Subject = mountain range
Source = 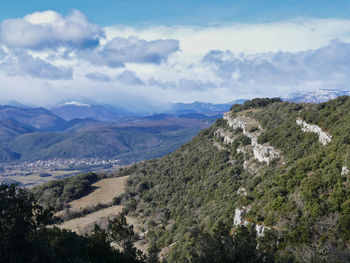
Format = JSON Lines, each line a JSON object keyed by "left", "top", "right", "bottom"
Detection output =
{"left": 49, "top": 101, "right": 131, "bottom": 122}
{"left": 1, "top": 89, "right": 350, "bottom": 164}
{"left": 282, "top": 89, "right": 350, "bottom": 103}
{"left": 0, "top": 100, "right": 230, "bottom": 163}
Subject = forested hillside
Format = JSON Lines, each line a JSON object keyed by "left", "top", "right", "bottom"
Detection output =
{"left": 116, "top": 97, "right": 350, "bottom": 262}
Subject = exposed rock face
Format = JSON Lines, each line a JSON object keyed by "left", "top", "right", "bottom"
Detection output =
{"left": 234, "top": 208, "right": 245, "bottom": 226}
{"left": 255, "top": 224, "right": 266, "bottom": 237}
{"left": 252, "top": 143, "right": 280, "bottom": 164}
{"left": 296, "top": 118, "right": 332, "bottom": 145}
{"left": 237, "top": 187, "right": 247, "bottom": 196}
{"left": 223, "top": 113, "right": 280, "bottom": 164}
{"left": 223, "top": 114, "right": 249, "bottom": 133}
{"left": 342, "top": 165, "right": 349, "bottom": 176}
{"left": 233, "top": 207, "right": 268, "bottom": 237}
{"left": 214, "top": 128, "right": 235, "bottom": 144}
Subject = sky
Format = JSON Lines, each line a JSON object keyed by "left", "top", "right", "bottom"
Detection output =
{"left": 0, "top": 1, "right": 350, "bottom": 110}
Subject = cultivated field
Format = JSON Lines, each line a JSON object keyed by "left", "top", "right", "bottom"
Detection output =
{"left": 68, "top": 176, "right": 129, "bottom": 211}
{"left": 57, "top": 205, "right": 124, "bottom": 234}
{"left": 56, "top": 175, "right": 148, "bottom": 252}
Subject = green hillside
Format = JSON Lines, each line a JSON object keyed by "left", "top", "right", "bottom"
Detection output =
{"left": 7, "top": 126, "right": 201, "bottom": 163}
{"left": 115, "top": 97, "right": 350, "bottom": 262}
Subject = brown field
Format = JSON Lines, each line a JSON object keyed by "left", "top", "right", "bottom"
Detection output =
{"left": 56, "top": 176, "right": 129, "bottom": 233}
{"left": 68, "top": 176, "right": 129, "bottom": 211}
{"left": 5, "top": 170, "right": 83, "bottom": 188}
{"left": 57, "top": 205, "right": 124, "bottom": 234}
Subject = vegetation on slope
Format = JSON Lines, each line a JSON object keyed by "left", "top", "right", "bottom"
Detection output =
{"left": 31, "top": 172, "right": 104, "bottom": 211}
{"left": 116, "top": 97, "right": 350, "bottom": 262}
{"left": 0, "top": 124, "right": 203, "bottom": 163}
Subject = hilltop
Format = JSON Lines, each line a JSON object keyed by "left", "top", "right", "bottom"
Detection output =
{"left": 111, "top": 97, "right": 350, "bottom": 262}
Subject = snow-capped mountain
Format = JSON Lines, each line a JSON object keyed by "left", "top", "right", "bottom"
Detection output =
{"left": 50, "top": 101, "right": 130, "bottom": 122}
{"left": 57, "top": 101, "right": 91, "bottom": 107}
{"left": 167, "top": 99, "right": 245, "bottom": 115}
{"left": 282, "top": 89, "right": 350, "bottom": 103}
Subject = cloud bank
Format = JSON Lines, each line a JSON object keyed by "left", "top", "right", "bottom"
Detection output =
{"left": 0, "top": 10, "right": 350, "bottom": 108}
{"left": 78, "top": 36, "right": 179, "bottom": 67}
{"left": 0, "top": 10, "right": 103, "bottom": 50}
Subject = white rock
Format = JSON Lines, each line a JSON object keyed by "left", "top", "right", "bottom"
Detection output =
{"left": 214, "top": 128, "right": 235, "bottom": 144}
{"left": 296, "top": 118, "right": 332, "bottom": 145}
{"left": 224, "top": 113, "right": 280, "bottom": 164}
{"left": 234, "top": 208, "right": 245, "bottom": 226}
{"left": 255, "top": 224, "right": 265, "bottom": 237}
{"left": 252, "top": 143, "right": 280, "bottom": 164}
{"left": 237, "top": 187, "right": 247, "bottom": 196}
{"left": 342, "top": 165, "right": 349, "bottom": 175}
{"left": 233, "top": 207, "right": 269, "bottom": 237}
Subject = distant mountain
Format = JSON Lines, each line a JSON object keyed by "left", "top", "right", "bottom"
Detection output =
{"left": 6, "top": 118, "right": 210, "bottom": 163}
{"left": 0, "top": 147, "right": 21, "bottom": 162}
{"left": 5, "top": 100, "right": 32, "bottom": 108}
{"left": 0, "top": 101, "right": 223, "bottom": 163}
{"left": 177, "top": 113, "right": 209, "bottom": 119}
{"left": 283, "top": 89, "right": 350, "bottom": 103}
{"left": 50, "top": 101, "right": 130, "bottom": 122}
{"left": 177, "top": 112, "right": 222, "bottom": 120}
{"left": 144, "top": 114, "right": 174, "bottom": 121}
{"left": 63, "top": 118, "right": 100, "bottom": 131}
{"left": 0, "top": 105, "right": 66, "bottom": 131}
{"left": 168, "top": 101, "right": 232, "bottom": 115}
{"left": 0, "top": 119, "right": 35, "bottom": 138}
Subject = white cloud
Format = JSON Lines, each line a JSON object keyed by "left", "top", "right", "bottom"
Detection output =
{"left": 85, "top": 72, "right": 111, "bottom": 82}
{"left": 116, "top": 70, "right": 143, "bottom": 85}
{"left": 0, "top": 10, "right": 103, "bottom": 50}
{"left": 78, "top": 36, "right": 179, "bottom": 67}
{"left": 105, "top": 18, "right": 350, "bottom": 61}
{"left": 0, "top": 50, "right": 72, "bottom": 80}
{"left": 1, "top": 10, "right": 350, "bottom": 108}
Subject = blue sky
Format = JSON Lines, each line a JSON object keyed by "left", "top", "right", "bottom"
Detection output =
{"left": 0, "top": 1, "right": 350, "bottom": 109}
{"left": 1, "top": 0, "right": 350, "bottom": 26}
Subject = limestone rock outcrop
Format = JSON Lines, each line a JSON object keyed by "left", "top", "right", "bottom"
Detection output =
{"left": 296, "top": 118, "right": 332, "bottom": 145}
{"left": 223, "top": 113, "right": 280, "bottom": 164}
{"left": 233, "top": 207, "right": 268, "bottom": 237}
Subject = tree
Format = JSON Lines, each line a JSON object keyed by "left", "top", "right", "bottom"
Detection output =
{"left": 0, "top": 184, "right": 52, "bottom": 262}
{"left": 0, "top": 184, "right": 147, "bottom": 263}
{"left": 107, "top": 213, "right": 145, "bottom": 262}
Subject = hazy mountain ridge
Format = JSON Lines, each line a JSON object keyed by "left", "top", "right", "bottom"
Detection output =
{"left": 0, "top": 119, "right": 36, "bottom": 138}
{"left": 2, "top": 92, "right": 350, "bottom": 165}
{"left": 0, "top": 105, "right": 66, "bottom": 131}
{"left": 0, "top": 101, "right": 228, "bottom": 164}
{"left": 50, "top": 101, "right": 132, "bottom": 122}
{"left": 0, "top": 115, "right": 212, "bottom": 164}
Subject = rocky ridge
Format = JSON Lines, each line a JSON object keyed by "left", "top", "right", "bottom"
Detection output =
{"left": 296, "top": 118, "right": 332, "bottom": 145}
{"left": 220, "top": 112, "right": 281, "bottom": 164}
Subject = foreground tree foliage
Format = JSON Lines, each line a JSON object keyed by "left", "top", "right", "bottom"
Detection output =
{"left": 0, "top": 184, "right": 145, "bottom": 263}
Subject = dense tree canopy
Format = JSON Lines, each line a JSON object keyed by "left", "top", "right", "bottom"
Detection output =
{"left": 0, "top": 183, "right": 145, "bottom": 263}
